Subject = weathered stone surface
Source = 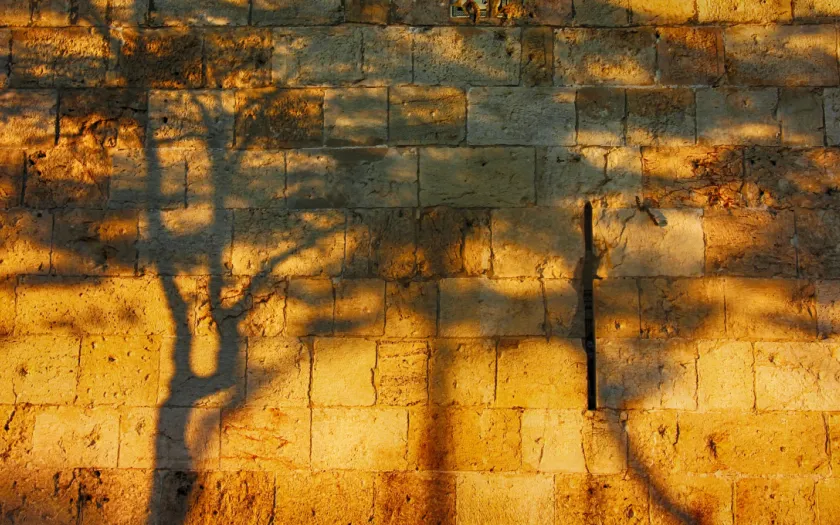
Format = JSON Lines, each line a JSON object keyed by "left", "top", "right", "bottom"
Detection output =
{"left": 555, "top": 474, "right": 648, "bottom": 525}
{"left": 0, "top": 150, "right": 22, "bottom": 208}
{"left": 796, "top": 209, "right": 840, "bottom": 278}
{"left": 657, "top": 27, "right": 724, "bottom": 85}
{"left": 311, "top": 408, "right": 408, "bottom": 470}
{"left": 418, "top": 207, "right": 490, "bottom": 277}
{"left": 0, "top": 210, "right": 52, "bottom": 277}
{"left": 725, "top": 25, "right": 838, "bottom": 86}
{"left": 324, "top": 87, "right": 387, "bottom": 146}
{"left": 626, "top": 88, "right": 695, "bottom": 146}
{"left": 252, "top": 0, "right": 343, "bottom": 25}
{"left": 832, "top": 413, "right": 840, "bottom": 472}
{"left": 390, "top": 86, "right": 466, "bottom": 145}
{"left": 149, "top": 0, "right": 249, "bottom": 25}
{"left": 429, "top": 339, "right": 495, "bottom": 406}
{"left": 574, "top": 0, "right": 629, "bottom": 25}
{"left": 697, "top": 0, "right": 792, "bottom": 22}
{"left": 521, "top": 27, "right": 553, "bottom": 87}
{"left": 0, "top": 90, "right": 57, "bottom": 147}
{"left": 744, "top": 147, "right": 840, "bottom": 209}
{"left": 334, "top": 279, "right": 386, "bottom": 336}
{"left": 639, "top": 278, "right": 726, "bottom": 339}
{"left": 119, "top": 407, "right": 221, "bottom": 469}
{"left": 77, "top": 335, "right": 160, "bottom": 406}
{"left": 193, "top": 275, "right": 287, "bottom": 337}
{"left": 0, "top": 0, "right": 31, "bottom": 25}
{"left": 492, "top": 207, "right": 582, "bottom": 278}
{"left": 359, "top": 26, "right": 414, "bottom": 85}
{"left": 286, "top": 278, "right": 334, "bottom": 336}
{"left": 204, "top": 28, "right": 272, "bottom": 88}
{"left": 594, "top": 208, "right": 705, "bottom": 277}
{"left": 390, "top": 0, "right": 448, "bottom": 24}
{"left": 375, "top": 341, "right": 428, "bottom": 405}
{"left": 497, "top": 338, "right": 586, "bottom": 409}
{"left": 642, "top": 146, "right": 745, "bottom": 208}
{"left": 0, "top": 336, "right": 78, "bottom": 404}
{"left": 817, "top": 280, "right": 840, "bottom": 338}
{"left": 287, "top": 148, "right": 417, "bottom": 208}
{"left": 521, "top": 410, "right": 585, "bottom": 472}
{"left": 439, "top": 278, "right": 545, "bottom": 337}
{"left": 468, "top": 87, "right": 575, "bottom": 145}
{"left": 25, "top": 144, "right": 110, "bottom": 207}
{"left": 796, "top": 0, "right": 840, "bottom": 18}
{"left": 0, "top": 469, "right": 79, "bottom": 524}
{"left": 149, "top": 90, "right": 234, "bottom": 149}
{"left": 156, "top": 470, "right": 274, "bottom": 523}
{"left": 231, "top": 210, "right": 345, "bottom": 277}
{"left": 735, "top": 478, "right": 817, "bottom": 525}
{"left": 594, "top": 278, "right": 640, "bottom": 338}
{"left": 624, "top": 410, "right": 679, "bottom": 477}
{"left": 697, "top": 340, "right": 754, "bottom": 410}
{"left": 779, "top": 88, "right": 824, "bottom": 146}
{"left": 32, "top": 406, "right": 119, "bottom": 468}
{"left": 52, "top": 209, "right": 137, "bottom": 276}
{"left": 246, "top": 337, "right": 310, "bottom": 407}
{"left": 11, "top": 28, "right": 109, "bottom": 88}
{"left": 538, "top": 147, "right": 640, "bottom": 208}
{"left": 275, "top": 471, "right": 374, "bottom": 524}
{"left": 630, "top": 0, "right": 695, "bottom": 24}
{"left": 138, "top": 207, "right": 232, "bottom": 276}
{"left": 375, "top": 472, "right": 455, "bottom": 525}
{"left": 543, "top": 279, "right": 582, "bottom": 337}
{"left": 108, "top": 148, "right": 187, "bottom": 209}
{"left": 419, "top": 147, "right": 535, "bottom": 207}
{"left": 186, "top": 149, "right": 286, "bottom": 209}
{"left": 234, "top": 88, "right": 324, "bottom": 149}
{"left": 697, "top": 88, "right": 780, "bottom": 145}
{"left": 458, "top": 474, "right": 553, "bottom": 525}
{"left": 754, "top": 341, "right": 840, "bottom": 410}
{"left": 650, "top": 474, "right": 733, "bottom": 525}
{"left": 581, "top": 411, "right": 628, "bottom": 475}
{"left": 109, "top": 29, "right": 204, "bottom": 88}
{"left": 724, "top": 278, "right": 816, "bottom": 340}
{"left": 59, "top": 89, "right": 147, "bottom": 149}
{"left": 220, "top": 407, "right": 309, "bottom": 470}
{"left": 78, "top": 469, "right": 154, "bottom": 525}
{"left": 346, "top": 0, "right": 390, "bottom": 23}
{"left": 385, "top": 281, "right": 437, "bottom": 338}
{"left": 555, "top": 29, "right": 656, "bottom": 85}
{"left": 576, "top": 88, "right": 625, "bottom": 146}
{"left": 345, "top": 208, "right": 416, "bottom": 280}
{"left": 414, "top": 27, "right": 521, "bottom": 85}
{"left": 312, "top": 337, "right": 377, "bottom": 406}
{"left": 0, "top": 278, "right": 14, "bottom": 335}
{"left": 704, "top": 208, "right": 796, "bottom": 277}
{"left": 820, "top": 479, "right": 840, "bottom": 525}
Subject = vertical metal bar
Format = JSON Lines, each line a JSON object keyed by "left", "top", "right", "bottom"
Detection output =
{"left": 583, "top": 202, "right": 597, "bottom": 410}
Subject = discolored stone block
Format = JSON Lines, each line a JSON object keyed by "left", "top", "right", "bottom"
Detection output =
{"left": 418, "top": 207, "right": 491, "bottom": 277}
{"left": 538, "top": 146, "right": 640, "bottom": 208}
{"left": 390, "top": 0, "right": 449, "bottom": 24}
{"left": 439, "top": 278, "right": 545, "bottom": 337}
{"left": 273, "top": 26, "right": 363, "bottom": 85}
{"left": 0, "top": 469, "right": 79, "bottom": 524}
{"left": 0, "top": 90, "right": 57, "bottom": 147}
{"left": 109, "top": 29, "right": 204, "bottom": 88}
{"left": 573, "top": 0, "right": 629, "bottom": 25}
{"left": 468, "top": 87, "right": 575, "bottom": 146}
{"left": 544, "top": 279, "right": 583, "bottom": 337}
{"left": 650, "top": 474, "right": 733, "bottom": 525}
{"left": 554, "top": 28, "right": 656, "bottom": 85}
{"left": 346, "top": 0, "right": 390, "bottom": 23}
{"left": 626, "top": 88, "right": 695, "bottom": 146}
{"left": 0, "top": 210, "right": 52, "bottom": 277}
{"left": 521, "top": 27, "right": 553, "bottom": 87}
{"left": 345, "top": 209, "right": 416, "bottom": 280}
{"left": 311, "top": 407, "right": 408, "bottom": 470}
{"left": 32, "top": 406, "right": 119, "bottom": 468}
{"left": 334, "top": 278, "right": 386, "bottom": 336}
{"left": 220, "top": 407, "right": 309, "bottom": 470}
{"left": 817, "top": 280, "right": 840, "bottom": 338}
{"left": 119, "top": 407, "right": 221, "bottom": 469}
{"left": 78, "top": 469, "right": 154, "bottom": 525}
{"left": 11, "top": 28, "right": 109, "bottom": 88}
{"left": 0, "top": 150, "right": 22, "bottom": 208}
{"left": 186, "top": 149, "right": 286, "bottom": 209}
{"left": 704, "top": 208, "right": 796, "bottom": 277}
{"left": 697, "top": 0, "right": 792, "bottom": 22}
{"left": 497, "top": 338, "right": 587, "bottom": 409}
{"left": 414, "top": 27, "right": 521, "bottom": 85}
{"left": 697, "top": 340, "right": 754, "bottom": 410}
{"left": 385, "top": 281, "right": 437, "bottom": 338}
{"left": 52, "top": 209, "right": 138, "bottom": 276}
{"left": 735, "top": 478, "right": 817, "bottom": 525}
{"left": 492, "top": 207, "right": 582, "bottom": 278}
{"left": 0, "top": 336, "right": 79, "bottom": 404}
{"left": 375, "top": 341, "right": 428, "bottom": 406}
{"left": 0, "top": 0, "right": 31, "bottom": 25}
{"left": 194, "top": 275, "right": 287, "bottom": 337}
{"left": 521, "top": 410, "right": 586, "bottom": 472}
{"left": 204, "top": 28, "right": 272, "bottom": 88}
{"left": 148, "top": 90, "right": 234, "bottom": 149}
{"left": 779, "top": 88, "right": 824, "bottom": 146}
{"left": 390, "top": 86, "right": 466, "bottom": 145}
{"left": 252, "top": 0, "right": 343, "bottom": 25}
{"left": 639, "top": 278, "right": 726, "bottom": 339}
{"left": 77, "top": 335, "right": 160, "bottom": 406}
{"left": 458, "top": 474, "right": 554, "bottom": 525}
{"left": 149, "top": 0, "right": 249, "bottom": 26}
{"left": 657, "top": 27, "right": 724, "bottom": 85}
{"left": 555, "top": 474, "right": 648, "bottom": 525}
{"left": 796, "top": 209, "right": 840, "bottom": 278}
{"left": 724, "top": 278, "right": 816, "bottom": 341}
{"left": 25, "top": 144, "right": 111, "bottom": 208}
{"left": 744, "top": 147, "right": 840, "bottom": 209}
{"left": 59, "top": 89, "right": 147, "bottom": 149}
{"left": 234, "top": 88, "right": 324, "bottom": 148}
{"left": 796, "top": 0, "right": 840, "bottom": 19}
{"left": 108, "top": 148, "right": 187, "bottom": 209}
{"left": 429, "top": 339, "right": 496, "bottom": 406}
{"left": 246, "top": 337, "right": 310, "bottom": 407}
{"left": 697, "top": 88, "right": 780, "bottom": 145}
{"left": 374, "top": 472, "right": 455, "bottom": 525}
{"left": 156, "top": 471, "right": 274, "bottom": 524}
{"left": 324, "top": 87, "right": 387, "bottom": 146}
{"left": 576, "top": 87, "right": 625, "bottom": 146}
{"left": 755, "top": 341, "right": 840, "bottom": 410}
{"left": 594, "top": 278, "right": 640, "bottom": 338}
{"left": 312, "top": 337, "right": 377, "bottom": 406}
{"left": 275, "top": 471, "right": 374, "bottom": 524}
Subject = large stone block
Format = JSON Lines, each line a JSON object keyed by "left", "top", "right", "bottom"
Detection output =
{"left": 77, "top": 335, "right": 160, "bottom": 406}
{"left": 573, "top": 0, "right": 629, "bottom": 25}
{"left": 554, "top": 29, "right": 656, "bottom": 85}
{"left": 419, "top": 147, "right": 535, "bottom": 207}
{"left": 77, "top": 469, "right": 155, "bottom": 525}
{"left": 376, "top": 341, "right": 428, "bottom": 406}
{"left": 52, "top": 209, "right": 137, "bottom": 276}
{"left": 25, "top": 144, "right": 110, "bottom": 208}
{"left": 109, "top": 29, "right": 204, "bottom": 88}
{"left": 246, "top": 337, "right": 310, "bottom": 407}
{"left": 544, "top": 279, "right": 583, "bottom": 337}
{"left": 252, "top": 0, "right": 343, "bottom": 25}
{"left": 576, "top": 87, "right": 625, "bottom": 146}
{"left": 11, "top": 28, "right": 109, "bottom": 87}
{"left": 538, "top": 147, "right": 641, "bottom": 208}
{"left": 148, "top": 90, "right": 234, "bottom": 149}
{"left": 755, "top": 341, "right": 840, "bottom": 410}
{"left": 497, "top": 338, "right": 587, "bottom": 409}
{"left": 657, "top": 27, "right": 724, "bottom": 85}
{"left": 149, "top": 0, "right": 249, "bottom": 25}
{"left": 641, "top": 146, "right": 745, "bottom": 208}
{"left": 639, "top": 278, "right": 726, "bottom": 339}
{"left": 234, "top": 88, "right": 324, "bottom": 149}
{"left": 724, "top": 278, "right": 816, "bottom": 340}
{"left": 186, "top": 149, "right": 286, "bottom": 209}
{"left": 32, "top": 406, "right": 119, "bottom": 468}
{"left": 324, "top": 87, "right": 387, "bottom": 146}
{"left": 118, "top": 407, "right": 221, "bottom": 469}
{"left": 458, "top": 474, "right": 554, "bottom": 525}
{"left": 0, "top": 469, "right": 79, "bottom": 524}
{"left": 192, "top": 275, "right": 287, "bottom": 338}
{"left": 311, "top": 407, "right": 408, "bottom": 470}
{"left": 697, "top": 340, "right": 754, "bottom": 410}
{"left": 139, "top": 207, "right": 233, "bottom": 276}
{"left": 275, "top": 471, "right": 374, "bottom": 524}
{"left": 491, "top": 207, "right": 582, "bottom": 278}
{"left": 220, "top": 407, "right": 309, "bottom": 470}
{"left": 285, "top": 278, "right": 334, "bottom": 335}
{"left": 334, "top": 278, "right": 386, "bottom": 336}
{"left": 312, "top": 337, "right": 377, "bottom": 406}
{"left": 649, "top": 474, "right": 733, "bottom": 525}
{"left": 697, "top": 88, "right": 780, "bottom": 145}
{"left": 626, "top": 88, "right": 695, "bottom": 146}
{"left": 346, "top": 0, "right": 390, "bottom": 23}
{"left": 429, "top": 339, "right": 496, "bottom": 406}
{"left": 59, "top": 88, "right": 147, "bottom": 149}
{"left": 0, "top": 336, "right": 79, "bottom": 404}
{"left": 735, "top": 478, "right": 817, "bottom": 525}
{"left": 468, "top": 87, "right": 575, "bottom": 145}
{"left": 389, "top": 86, "right": 466, "bottom": 145}
{"left": 521, "top": 410, "right": 586, "bottom": 472}
{"left": 156, "top": 470, "right": 274, "bottom": 523}
{"left": 796, "top": 209, "right": 840, "bottom": 278}
{"left": 204, "top": 28, "right": 272, "bottom": 89}
{"left": 630, "top": 0, "right": 695, "bottom": 23}
{"left": 594, "top": 278, "right": 641, "bottom": 338}
{"left": 744, "top": 147, "right": 840, "bottom": 209}
{"left": 697, "top": 0, "right": 792, "bottom": 22}
{"left": 555, "top": 474, "right": 648, "bottom": 525}
{"left": 417, "top": 207, "right": 490, "bottom": 277}
{"left": 345, "top": 209, "right": 416, "bottom": 280}
{"left": 439, "top": 278, "right": 545, "bottom": 337}
{"left": 414, "top": 27, "right": 521, "bottom": 85}
{"left": 521, "top": 27, "right": 553, "bottom": 87}
{"left": 704, "top": 208, "right": 796, "bottom": 277}
{"left": 385, "top": 281, "right": 437, "bottom": 338}
{"left": 108, "top": 148, "right": 187, "bottom": 209}
{"left": 796, "top": 0, "right": 840, "bottom": 18}
{"left": 779, "top": 88, "right": 824, "bottom": 146}
{"left": 374, "top": 472, "right": 456, "bottom": 525}
{"left": 0, "top": 210, "right": 52, "bottom": 277}
{"left": 0, "top": 90, "right": 56, "bottom": 147}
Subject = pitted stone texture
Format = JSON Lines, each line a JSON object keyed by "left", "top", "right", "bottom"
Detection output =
{"left": 287, "top": 148, "right": 417, "bottom": 208}
{"left": 186, "top": 149, "right": 286, "bottom": 209}
{"left": 0, "top": 90, "right": 57, "bottom": 147}
{"left": 420, "top": 147, "right": 535, "bottom": 207}
{"left": 820, "top": 479, "right": 840, "bottom": 524}
{"left": 639, "top": 278, "right": 726, "bottom": 339}
{"left": 418, "top": 207, "right": 490, "bottom": 277}
{"left": 594, "top": 278, "right": 641, "bottom": 338}
{"left": 52, "top": 209, "right": 138, "bottom": 276}
{"left": 334, "top": 279, "right": 386, "bottom": 336}
{"left": 697, "top": 340, "right": 754, "bottom": 410}
{"left": 204, "top": 28, "right": 272, "bottom": 89}
{"left": 149, "top": 0, "right": 249, "bottom": 25}
{"left": 831, "top": 414, "right": 840, "bottom": 472}
{"left": 252, "top": 0, "right": 343, "bottom": 25}
{"left": 0, "top": 336, "right": 78, "bottom": 404}
{"left": 232, "top": 210, "right": 345, "bottom": 277}
{"left": 77, "top": 469, "right": 154, "bottom": 525}
{"left": 817, "top": 280, "right": 840, "bottom": 338}
{"left": 521, "top": 27, "right": 553, "bottom": 87}
{"left": 11, "top": 28, "right": 109, "bottom": 88}
{"left": 0, "top": 150, "right": 22, "bottom": 209}
{"left": 573, "top": 0, "right": 629, "bottom": 25}
{"left": 25, "top": 144, "right": 110, "bottom": 208}
{"left": 0, "top": 469, "right": 79, "bottom": 524}
{"left": 724, "top": 25, "right": 838, "bottom": 86}
{"left": 148, "top": 90, "right": 235, "bottom": 149}
{"left": 286, "top": 278, "right": 334, "bottom": 336}
{"left": 246, "top": 337, "right": 310, "bottom": 407}
{"left": 555, "top": 474, "right": 648, "bottom": 525}
{"left": 389, "top": 86, "right": 466, "bottom": 145}
{"left": 414, "top": 27, "right": 521, "bottom": 86}
{"left": 77, "top": 335, "right": 160, "bottom": 406}
{"left": 735, "top": 478, "right": 817, "bottom": 525}
{"left": 497, "top": 338, "right": 587, "bottom": 409}
{"left": 594, "top": 208, "right": 705, "bottom": 277}
{"left": 0, "top": 210, "right": 52, "bottom": 277}
{"left": 576, "top": 87, "right": 625, "bottom": 146}
{"left": 192, "top": 275, "right": 287, "bottom": 338}
{"left": 345, "top": 208, "right": 416, "bottom": 280}
{"left": 538, "top": 147, "right": 641, "bottom": 208}
{"left": 521, "top": 410, "right": 586, "bottom": 473}
{"left": 641, "top": 146, "right": 746, "bottom": 208}
{"left": 439, "top": 278, "right": 545, "bottom": 337}
{"left": 491, "top": 207, "right": 582, "bottom": 278}
{"left": 311, "top": 408, "right": 408, "bottom": 470}
{"left": 324, "top": 87, "right": 387, "bottom": 146}
{"left": 458, "top": 474, "right": 553, "bottom": 525}
{"left": 312, "top": 337, "right": 377, "bottom": 407}
{"left": 429, "top": 339, "right": 496, "bottom": 406}
{"left": 796, "top": 0, "right": 840, "bottom": 18}
{"left": 119, "top": 407, "right": 221, "bottom": 469}
{"left": 234, "top": 88, "right": 324, "bottom": 149}
{"left": 554, "top": 29, "right": 656, "bottom": 85}
{"left": 544, "top": 279, "right": 583, "bottom": 337}
{"left": 824, "top": 88, "right": 840, "bottom": 145}
{"left": 626, "top": 88, "right": 695, "bottom": 146}
{"left": 779, "top": 88, "right": 824, "bottom": 146}
{"left": 156, "top": 471, "right": 274, "bottom": 523}
{"left": 108, "top": 149, "right": 187, "bottom": 210}
{"left": 657, "top": 27, "right": 725, "bottom": 85}
{"left": 744, "top": 148, "right": 840, "bottom": 209}
{"left": 220, "top": 407, "right": 309, "bottom": 470}
{"left": 468, "top": 87, "right": 575, "bottom": 146}
{"left": 59, "top": 89, "right": 147, "bottom": 149}
{"left": 0, "top": 0, "right": 31, "bottom": 25}
{"left": 630, "top": 0, "right": 695, "bottom": 23}
{"left": 755, "top": 341, "right": 840, "bottom": 410}
{"left": 385, "top": 281, "right": 437, "bottom": 338}
{"left": 32, "top": 406, "right": 119, "bottom": 468}
{"left": 275, "top": 471, "right": 373, "bottom": 524}
{"left": 109, "top": 29, "right": 204, "bottom": 88}
{"left": 697, "top": 88, "right": 780, "bottom": 146}
{"left": 650, "top": 474, "right": 734, "bottom": 525}
{"left": 796, "top": 209, "right": 840, "bottom": 278}
{"left": 697, "top": 0, "right": 792, "bottom": 22}
{"left": 375, "top": 341, "right": 428, "bottom": 406}
{"left": 346, "top": 0, "right": 390, "bottom": 23}
{"left": 724, "top": 278, "right": 816, "bottom": 341}
{"left": 139, "top": 207, "right": 232, "bottom": 276}
{"left": 704, "top": 208, "right": 796, "bottom": 277}
{"left": 375, "top": 472, "right": 455, "bottom": 525}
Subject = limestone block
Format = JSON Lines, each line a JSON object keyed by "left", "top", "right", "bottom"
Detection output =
{"left": 346, "top": 0, "right": 390, "bottom": 23}
{"left": 724, "top": 278, "right": 816, "bottom": 341}
{"left": 334, "top": 279, "right": 386, "bottom": 336}
{"left": 324, "top": 87, "right": 387, "bottom": 146}
{"left": 108, "top": 148, "right": 187, "bottom": 209}
{"left": 576, "top": 87, "right": 625, "bottom": 146}
{"left": 468, "top": 87, "right": 575, "bottom": 145}
{"left": 573, "top": 0, "right": 629, "bottom": 25}
{"left": 390, "top": 86, "right": 466, "bottom": 145}
{"left": 517, "top": 0, "right": 574, "bottom": 24}
{"left": 312, "top": 337, "right": 377, "bottom": 406}
{"left": 345, "top": 209, "right": 416, "bottom": 279}
{"left": 697, "top": 88, "right": 780, "bottom": 145}
{"left": 11, "top": 28, "right": 109, "bottom": 87}
{"left": 657, "top": 27, "right": 724, "bottom": 85}
{"left": 521, "top": 410, "right": 586, "bottom": 472}
{"left": 639, "top": 278, "right": 726, "bottom": 339}
{"left": 626, "top": 88, "right": 695, "bottom": 146}
{"left": 0, "top": 278, "right": 14, "bottom": 335}
{"left": 492, "top": 207, "right": 583, "bottom": 278}
{"left": 32, "top": 406, "right": 119, "bottom": 468}
{"left": 246, "top": 337, "right": 310, "bottom": 407}
{"left": 831, "top": 413, "right": 840, "bottom": 471}
{"left": 554, "top": 29, "right": 656, "bottom": 85}
{"left": 779, "top": 88, "right": 824, "bottom": 146}
{"left": 311, "top": 407, "right": 408, "bottom": 470}
{"left": 374, "top": 472, "right": 456, "bottom": 525}
{"left": 429, "top": 339, "right": 496, "bottom": 406}
{"left": 52, "top": 209, "right": 137, "bottom": 276}
{"left": 390, "top": 0, "right": 448, "bottom": 24}
{"left": 538, "top": 147, "right": 640, "bottom": 208}
{"left": 735, "top": 478, "right": 817, "bottom": 525}
{"left": 273, "top": 26, "right": 363, "bottom": 85}
{"left": 555, "top": 474, "right": 648, "bottom": 525}
{"left": 817, "top": 280, "right": 840, "bottom": 338}
{"left": 796, "top": 209, "right": 840, "bottom": 278}
{"left": 234, "top": 88, "right": 323, "bottom": 148}
{"left": 641, "top": 146, "right": 744, "bottom": 208}
{"left": 417, "top": 207, "right": 490, "bottom": 277}
{"left": 220, "top": 407, "right": 309, "bottom": 470}
{"left": 582, "top": 410, "right": 628, "bottom": 475}
{"left": 149, "top": 0, "right": 249, "bottom": 25}
{"left": 25, "top": 144, "right": 110, "bottom": 207}
{"left": 360, "top": 26, "right": 413, "bottom": 85}
{"left": 0, "top": 90, "right": 56, "bottom": 147}
{"left": 630, "top": 0, "right": 695, "bottom": 24}
{"left": 59, "top": 89, "right": 147, "bottom": 149}
{"left": 755, "top": 341, "right": 840, "bottom": 410}
{"left": 148, "top": 90, "right": 234, "bottom": 149}
{"left": 704, "top": 208, "right": 796, "bottom": 277}
{"left": 0, "top": 150, "right": 22, "bottom": 208}
{"left": 286, "top": 278, "right": 334, "bottom": 336}
{"left": 109, "top": 29, "right": 203, "bottom": 88}
{"left": 624, "top": 410, "right": 679, "bottom": 477}
{"left": 744, "top": 147, "right": 840, "bottom": 209}
{"left": 725, "top": 25, "right": 838, "bottom": 86}
{"left": 544, "top": 279, "right": 583, "bottom": 337}
{"left": 0, "top": 336, "right": 79, "bottom": 404}
{"left": 385, "top": 281, "right": 437, "bottom": 338}
{"left": 77, "top": 335, "right": 160, "bottom": 406}
{"left": 414, "top": 27, "right": 521, "bottom": 85}
{"left": 796, "top": 0, "right": 840, "bottom": 18}
{"left": 0, "top": 469, "right": 79, "bottom": 524}
{"left": 0, "top": 210, "right": 52, "bottom": 277}
{"left": 521, "top": 27, "right": 553, "bottom": 87}
{"left": 193, "top": 275, "right": 287, "bottom": 337}
{"left": 252, "top": 0, "right": 343, "bottom": 25}
{"left": 496, "top": 338, "right": 587, "bottom": 409}
{"left": 697, "top": 340, "right": 754, "bottom": 410}
{"left": 286, "top": 148, "right": 417, "bottom": 208}
{"left": 819, "top": 479, "right": 840, "bottom": 524}
{"left": 138, "top": 207, "right": 232, "bottom": 276}
{"left": 275, "top": 471, "right": 374, "bottom": 524}
{"left": 156, "top": 471, "right": 274, "bottom": 524}
{"left": 204, "top": 28, "right": 272, "bottom": 89}
{"left": 594, "top": 278, "right": 641, "bottom": 338}
{"left": 77, "top": 469, "right": 155, "bottom": 525}
{"left": 118, "top": 407, "right": 221, "bottom": 469}
{"left": 697, "top": 0, "right": 792, "bottom": 22}
{"left": 649, "top": 474, "right": 733, "bottom": 525}
{"left": 0, "top": 0, "right": 31, "bottom": 25}
{"left": 439, "top": 278, "right": 545, "bottom": 337}
{"left": 419, "top": 147, "right": 535, "bottom": 207}
{"left": 31, "top": 0, "right": 71, "bottom": 25}
{"left": 186, "top": 149, "right": 285, "bottom": 209}
{"left": 458, "top": 474, "right": 554, "bottom": 525}
{"left": 376, "top": 341, "right": 428, "bottom": 406}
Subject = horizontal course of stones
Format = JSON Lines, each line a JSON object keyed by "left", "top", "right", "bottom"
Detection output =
{"left": 4, "top": 0, "right": 840, "bottom": 524}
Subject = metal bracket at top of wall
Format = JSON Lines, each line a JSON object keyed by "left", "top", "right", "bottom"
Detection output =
{"left": 450, "top": 0, "right": 509, "bottom": 18}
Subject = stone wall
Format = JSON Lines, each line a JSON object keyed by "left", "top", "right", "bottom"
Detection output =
{"left": 1, "top": 0, "right": 840, "bottom": 523}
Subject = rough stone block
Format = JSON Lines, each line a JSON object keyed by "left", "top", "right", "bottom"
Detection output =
{"left": 796, "top": 0, "right": 840, "bottom": 18}
{"left": 275, "top": 471, "right": 374, "bottom": 524}
{"left": 346, "top": 0, "right": 390, "bottom": 23}
{"left": 52, "top": 209, "right": 137, "bottom": 276}
{"left": 418, "top": 207, "right": 491, "bottom": 277}
{"left": 139, "top": 207, "right": 232, "bottom": 276}
{"left": 376, "top": 341, "right": 428, "bottom": 405}
{"left": 641, "top": 146, "right": 744, "bottom": 208}
{"left": 796, "top": 209, "right": 840, "bottom": 278}
{"left": 626, "top": 88, "right": 695, "bottom": 146}
{"left": 149, "top": 0, "right": 249, "bottom": 25}
{"left": 0, "top": 278, "right": 14, "bottom": 335}
{"left": 704, "top": 208, "right": 796, "bottom": 277}
{"left": 817, "top": 280, "right": 840, "bottom": 338}
{"left": 554, "top": 29, "right": 656, "bottom": 85}
{"left": 324, "top": 87, "right": 387, "bottom": 146}
{"left": 148, "top": 90, "right": 234, "bottom": 149}
{"left": 234, "top": 88, "right": 324, "bottom": 148}
{"left": 186, "top": 149, "right": 286, "bottom": 209}
{"left": 419, "top": 147, "right": 535, "bottom": 207}
{"left": 521, "top": 27, "right": 553, "bottom": 87}
{"left": 0, "top": 336, "right": 78, "bottom": 404}
{"left": 31, "top": 0, "right": 71, "bottom": 25}
{"left": 25, "top": 144, "right": 110, "bottom": 207}
{"left": 312, "top": 337, "right": 377, "bottom": 406}
{"left": 744, "top": 147, "right": 840, "bottom": 209}
{"left": 220, "top": 407, "right": 309, "bottom": 470}
{"left": 0, "top": 469, "right": 79, "bottom": 524}
{"left": 497, "top": 338, "right": 587, "bottom": 409}
{"left": 286, "top": 278, "right": 334, "bottom": 335}
{"left": 696, "top": 340, "right": 754, "bottom": 410}
{"left": 231, "top": 210, "right": 345, "bottom": 277}
{"left": 252, "top": 0, "right": 343, "bottom": 25}
{"left": 820, "top": 479, "right": 840, "bottom": 524}
{"left": 59, "top": 89, "right": 147, "bottom": 149}
{"left": 77, "top": 335, "right": 160, "bottom": 406}
{"left": 439, "top": 278, "right": 545, "bottom": 337}
{"left": 755, "top": 341, "right": 840, "bottom": 410}
{"left": 156, "top": 471, "right": 274, "bottom": 523}
{"left": 344, "top": 209, "right": 414, "bottom": 279}
{"left": 287, "top": 148, "right": 417, "bottom": 208}
{"left": 311, "top": 407, "right": 408, "bottom": 470}
{"left": 624, "top": 410, "right": 679, "bottom": 477}
{"left": 429, "top": 339, "right": 496, "bottom": 406}
{"left": 630, "top": 0, "right": 695, "bottom": 24}
{"left": 468, "top": 87, "right": 575, "bottom": 145}
{"left": 273, "top": 26, "right": 363, "bottom": 85}
{"left": 246, "top": 337, "right": 310, "bottom": 407}
{"left": 657, "top": 27, "right": 724, "bottom": 85}
{"left": 697, "top": 0, "right": 792, "bottom": 22}
{"left": 0, "top": 0, "right": 31, "bottom": 25}
{"left": 697, "top": 88, "right": 780, "bottom": 145}
{"left": 544, "top": 279, "right": 583, "bottom": 337}
{"left": 360, "top": 26, "right": 413, "bottom": 85}
{"left": 576, "top": 87, "right": 625, "bottom": 146}
{"left": 724, "top": 278, "right": 816, "bottom": 341}
{"left": 11, "top": 28, "right": 109, "bottom": 88}
{"left": 0, "top": 150, "right": 22, "bottom": 208}
{"left": 108, "top": 148, "right": 187, "bottom": 209}
{"left": 521, "top": 410, "right": 585, "bottom": 472}
{"left": 594, "top": 278, "right": 640, "bottom": 338}
{"left": 735, "top": 478, "right": 817, "bottom": 525}
{"left": 414, "top": 27, "right": 521, "bottom": 85}
{"left": 0, "top": 210, "right": 52, "bottom": 277}
{"left": 458, "top": 474, "right": 554, "bottom": 525}
{"left": 573, "top": 0, "right": 629, "bottom": 25}
{"left": 492, "top": 207, "right": 582, "bottom": 278}
{"left": 334, "top": 278, "right": 386, "bottom": 336}
{"left": 78, "top": 469, "right": 154, "bottom": 525}
{"left": 594, "top": 208, "right": 705, "bottom": 277}
{"left": 832, "top": 413, "right": 840, "bottom": 472}
{"left": 193, "top": 275, "right": 287, "bottom": 338}
{"left": 385, "top": 281, "right": 437, "bottom": 338}
{"left": 725, "top": 25, "right": 838, "bottom": 86}
{"left": 119, "top": 407, "right": 220, "bottom": 469}
{"left": 581, "top": 410, "right": 628, "bottom": 475}
{"left": 649, "top": 474, "right": 733, "bottom": 525}
{"left": 374, "top": 472, "right": 455, "bottom": 525}
{"left": 555, "top": 474, "right": 648, "bottom": 525}
{"left": 639, "top": 278, "right": 726, "bottom": 339}
{"left": 109, "top": 29, "right": 203, "bottom": 88}
{"left": 204, "top": 28, "right": 272, "bottom": 89}
{"left": 538, "top": 147, "right": 640, "bottom": 208}
{"left": 0, "top": 90, "right": 57, "bottom": 147}
{"left": 779, "top": 88, "right": 824, "bottom": 146}
{"left": 32, "top": 406, "right": 119, "bottom": 468}
{"left": 0, "top": 404, "right": 36, "bottom": 466}
{"left": 390, "top": 86, "right": 466, "bottom": 145}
